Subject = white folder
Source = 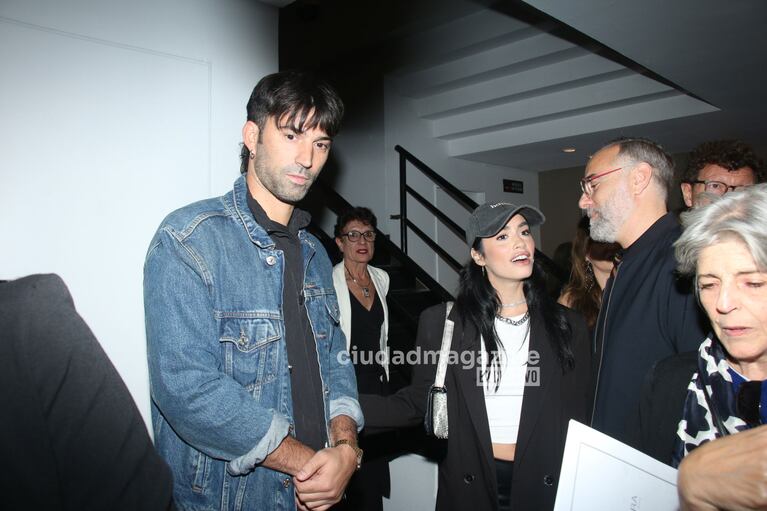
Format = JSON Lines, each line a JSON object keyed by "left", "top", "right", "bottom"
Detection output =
{"left": 554, "top": 420, "right": 679, "bottom": 511}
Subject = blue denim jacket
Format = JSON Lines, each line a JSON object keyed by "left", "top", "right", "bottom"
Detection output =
{"left": 144, "top": 176, "right": 362, "bottom": 511}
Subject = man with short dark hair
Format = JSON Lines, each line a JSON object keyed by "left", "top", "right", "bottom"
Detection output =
{"left": 144, "top": 71, "right": 363, "bottom": 511}
{"left": 578, "top": 137, "right": 707, "bottom": 446}
{"left": 680, "top": 139, "right": 764, "bottom": 208}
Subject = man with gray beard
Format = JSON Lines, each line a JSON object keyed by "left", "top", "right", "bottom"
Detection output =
{"left": 577, "top": 137, "right": 706, "bottom": 448}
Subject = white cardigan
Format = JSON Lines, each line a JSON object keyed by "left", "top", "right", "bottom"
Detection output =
{"left": 332, "top": 262, "right": 390, "bottom": 380}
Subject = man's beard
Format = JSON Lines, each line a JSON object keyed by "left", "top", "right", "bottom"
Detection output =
{"left": 589, "top": 178, "right": 634, "bottom": 243}
{"left": 254, "top": 146, "right": 316, "bottom": 205}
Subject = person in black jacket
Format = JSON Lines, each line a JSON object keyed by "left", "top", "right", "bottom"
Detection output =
{"left": 361, "top": 202, "right": 592, "bottom": 511}
{"left": 577, "top": 137, "right": 708, "bottom": 447}
{"left": 0, "top": 274, "right": 175, "bottom": 511}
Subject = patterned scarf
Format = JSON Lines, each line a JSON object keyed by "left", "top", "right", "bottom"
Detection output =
{"left": 672, "top": 336, "right": 751, "bottom": 467}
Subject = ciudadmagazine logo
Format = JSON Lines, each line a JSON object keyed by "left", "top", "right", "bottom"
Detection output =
{"left": 337, "top": 348, "right": 541, "bottom": 386}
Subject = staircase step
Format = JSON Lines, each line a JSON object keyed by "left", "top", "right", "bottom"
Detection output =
{"left": 446, "top": 92, "right": 718, "bottom": 158}
{"left": 415, "top": 50, "right": 620, "bottom": 117}
{"left": 394, "top": 31, "right": 574, "bottom": 97}
{"left": 434, "top": 72, "right": 671, "bottom": 138}
{"left": 382, "top": 266, "right": 417, "bottom": 291}
{"left": 388, "top": 288, "right": 444, "bottom": 323}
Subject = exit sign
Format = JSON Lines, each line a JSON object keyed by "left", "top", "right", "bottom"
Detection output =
{"left": 503, "top": 179, "right": 524, "bottom": 194}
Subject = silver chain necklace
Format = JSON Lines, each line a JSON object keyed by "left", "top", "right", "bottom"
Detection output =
{"left": 495, "top": 311, "right": 530, "bottom": 326}
{"left": 345, "top": 265, "right": 372, "bottom": 298}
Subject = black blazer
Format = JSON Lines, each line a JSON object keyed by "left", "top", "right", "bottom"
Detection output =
{"left": 0, "top": 274, "right": 174, "bottom": 511}
{"left": 636, "top": 350, "right": 698, "bottom": 465}
{"left": 361, "top": 303, "right": 592, "bottom": 511}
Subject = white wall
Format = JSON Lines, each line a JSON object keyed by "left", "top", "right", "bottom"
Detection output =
{"left": 0, "top": 0, "right": 278, "bottom": 427}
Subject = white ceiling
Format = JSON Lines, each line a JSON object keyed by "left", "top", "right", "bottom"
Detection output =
{"left": 387, "top": 7, "right": 720, "bottom": 171}
{"left": 279, "top": 0, "right": 767, "bottom": 171}
{"left": 471, "top": 0, "right": 767, "bottom": 170}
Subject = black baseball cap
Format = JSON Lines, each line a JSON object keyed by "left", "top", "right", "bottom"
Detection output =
{"left": 466, "top": 202, "right": 545, "bottom": 244}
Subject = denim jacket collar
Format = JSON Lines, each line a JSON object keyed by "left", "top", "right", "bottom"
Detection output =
{"left": 145, "top": 174, "right": 363, "bottom": 511}
{"left": 227, "top": 175, "right": 318, "bottom": 254}
{"left": 223, "top": 175, "right": 273, "bottom": 249}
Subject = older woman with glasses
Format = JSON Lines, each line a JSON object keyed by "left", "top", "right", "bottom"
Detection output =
{"left": 657, "top": 184, "right": 767, "bottom": 510}
{"left": 332, "top": 206, "right": 391, "bottom": 511}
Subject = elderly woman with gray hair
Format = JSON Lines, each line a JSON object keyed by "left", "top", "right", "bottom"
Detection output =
{"left": 667, "top": 183, "right": 767, "bottom": 510}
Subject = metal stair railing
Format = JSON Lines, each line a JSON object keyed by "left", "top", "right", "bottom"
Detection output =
{"left": 393, "top": 145, "right": 569, "bottom": 287}
{"left": 393, "top": 145, "right": 477, "bottom": 273}
{"left": 310, "top": 178, "right": 454, "bottom": 304}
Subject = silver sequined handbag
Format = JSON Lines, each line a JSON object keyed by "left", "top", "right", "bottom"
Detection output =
{"left": 425, "top": 301, "right": 454, "bottom": 439}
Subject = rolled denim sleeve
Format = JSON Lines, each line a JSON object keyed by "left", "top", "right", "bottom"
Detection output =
{"left": 144, "top": 229, "right": 290, "bottom": 463}
{"left": 227, "top": 414, "right": 291, "bottom": 475}
{"left": 329, "top": 396, "right": 364, "bottom": 431}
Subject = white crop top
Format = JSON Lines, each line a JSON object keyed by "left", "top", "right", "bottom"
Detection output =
{"left": 480, "top": 314, "right": 530, "bottom": 444}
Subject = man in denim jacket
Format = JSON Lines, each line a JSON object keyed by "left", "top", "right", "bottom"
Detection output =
{"left": 144, "top": 71, "right": 363, "bottom": 511}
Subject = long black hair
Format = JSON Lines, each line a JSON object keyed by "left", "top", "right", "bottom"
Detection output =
{"left": 454, "top": 239, "right": 575, "bottom": 389}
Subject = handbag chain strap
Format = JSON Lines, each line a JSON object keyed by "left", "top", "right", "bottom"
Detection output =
{"left": 433, "top": 301, "right": 454, "bottom": 388}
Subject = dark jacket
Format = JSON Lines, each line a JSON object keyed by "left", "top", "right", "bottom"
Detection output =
{"left": 637, "top": 350, "right": 699, "bottom": 465}
{"left": 0, "top": 274, "right": 175, "bottom": 511}
{"left": 361, "top": 303, "right": 592, "bottom": 511}
{"left": 592, "top": 213, "right": 708, "bottom": 445}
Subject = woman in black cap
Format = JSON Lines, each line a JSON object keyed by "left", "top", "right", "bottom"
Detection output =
{"left": 361, "top": 202, "right": 592, "bottom": 511}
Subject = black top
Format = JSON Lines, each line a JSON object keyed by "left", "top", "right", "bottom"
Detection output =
{"left": 637, "top": 350, "right": 698, "bottom": 465}
{"left": 246, "top": 188, "right": 327, "bottom": 451}
{"left": 348, "top": 290, "right": 386, "bottom": 393}
{"left": 361, "top": 304, "right": 593, "bottom": 511}
{"left": 591, "top": 213, "right": 708, "bottom": 446}
{"left": 0, "top": 274, "right": 175, "bottom": 511}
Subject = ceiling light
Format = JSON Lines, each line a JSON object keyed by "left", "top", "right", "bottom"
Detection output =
{"left": 562, "top": 147, "right": 576, "bottom": 153}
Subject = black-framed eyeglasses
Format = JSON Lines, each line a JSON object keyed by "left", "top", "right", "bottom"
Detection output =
{"left": 736, "top": 380, "right": 762, "bottom": 427}
{"left": 689, "top": 180, "right": 749, "bottom": 196}
{"left": 340, "top": 230, "right": 376, "bottom": 242}
{"left": 580, "top": 167, "right": 623, "bottom": 197}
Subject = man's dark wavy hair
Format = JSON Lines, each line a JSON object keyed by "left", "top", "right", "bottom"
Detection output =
{"left": 682, "top": 140, "right": 764, "bottom": 184}
{"left": 239, "top": 70, "right": 344, "bottom": 174}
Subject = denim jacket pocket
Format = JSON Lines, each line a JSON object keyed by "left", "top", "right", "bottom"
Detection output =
{"left": 219, "top": 316, "right": 281, "bottom": 388}
{"left": 324, "top": 296, "right": 340, "bottom": 325}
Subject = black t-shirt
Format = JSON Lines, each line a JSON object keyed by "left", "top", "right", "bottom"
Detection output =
{"left": 348, "top": 290, "right": 386, "bottom": 394}
{"left": 246, "top": 188, "right": 327, "bottom": 451}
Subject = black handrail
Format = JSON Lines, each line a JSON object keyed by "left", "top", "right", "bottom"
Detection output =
{"left": 393, "top": 145, "right": 569, "bottom": 289}
{"left": 395, "top": 145, "right": 478, "bottom": 253}
{"left": 310, "top": 178, "right": 454, "bottom": 303}
{"left": 405, "top": 219, "right": 462, "bottom": 272}
{"left": 405, "top": 185, "right": 466, "bottom": 241}
{"left": 396, "top": 145, "right": 479, "bottom": 210}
